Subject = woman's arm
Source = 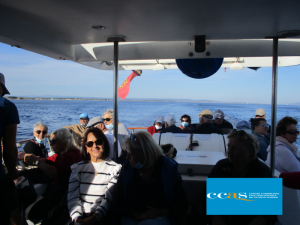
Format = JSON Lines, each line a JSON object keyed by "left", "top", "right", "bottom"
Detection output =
{"left": 24, "top": 154, "right": 57, "bottom": 179}
{"left": 94, "top": 164, "right": 122, "bottom": 220}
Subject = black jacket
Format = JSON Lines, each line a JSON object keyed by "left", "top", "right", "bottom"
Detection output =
{"left": 192, "top": 123, "right": 223, "bottom": 135}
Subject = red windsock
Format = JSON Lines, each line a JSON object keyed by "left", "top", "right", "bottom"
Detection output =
{"left": 118, "top": 70, "right": 142, "bottom": 99}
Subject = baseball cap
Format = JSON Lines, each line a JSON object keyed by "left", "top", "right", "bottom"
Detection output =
{"left": 155, "top": 116, "right": 164, "bottom": 124}
{"left": 86, "top": 116, "right": 103, "bottom": 128}
{"left": 164, "top": 113, "right": 176, "bottom": 124}
{"left": 255, "top": 108, "right": 266, "bottom": 117}
{"left": 214, "top": 109, "right": 224, "bottom": 119}
{"left": 79, "top": 113, "right": 89, "bottom": 119}
{"left": 197, "top": 110, "right": 213, "bottom": 119}
{"left": 0, "top": 73, "right": 10, "bottom": 96}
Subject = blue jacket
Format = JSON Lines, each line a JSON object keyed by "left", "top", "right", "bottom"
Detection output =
{"left": 252, "top": 132, "right": 269, "bottom": 161}
{"left": 115, "top": 156, "right": 187, "bottom": 224}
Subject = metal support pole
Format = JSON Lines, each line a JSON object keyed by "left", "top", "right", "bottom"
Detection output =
{"left": 113, "top": 41, "right": 119, "bottom": 162}
{"left": 270, "top": 38, "right": 278, "bottom": 176}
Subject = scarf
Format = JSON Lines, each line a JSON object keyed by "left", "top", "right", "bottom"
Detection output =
{"left": 276, "top": 136, "right": 298, "bottom": 154}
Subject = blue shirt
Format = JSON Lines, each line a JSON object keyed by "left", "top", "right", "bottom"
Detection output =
{"left": 0, "top": 97, "right": 20, "bottom": 178}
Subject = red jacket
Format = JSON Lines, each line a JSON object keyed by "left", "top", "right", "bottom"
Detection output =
{"left": 147, "top": 126, "right": 161, "bottom": 136}
{"left": 45, "top": 148, "right": 81, "bottom": 188}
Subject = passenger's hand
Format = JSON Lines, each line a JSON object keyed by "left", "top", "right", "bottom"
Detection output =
{"left": 78, "top": 215, "right": 97, "bottom": 225}
{"left": 18, "top": 151, "right": 25, "bottom": 161}
{"left": 24, "top": 154, "right": 38, "bottom": 165}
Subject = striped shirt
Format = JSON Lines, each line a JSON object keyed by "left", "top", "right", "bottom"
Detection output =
{"left": 68, "top": 159, "right": 121, "bottom": 221}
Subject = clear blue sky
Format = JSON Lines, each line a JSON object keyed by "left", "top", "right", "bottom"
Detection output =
{"left": 0, "top": 42, "right": 299, "bottom": 105}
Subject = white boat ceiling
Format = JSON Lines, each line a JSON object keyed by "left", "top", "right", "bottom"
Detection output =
{"left": 1, "top": 0, "right": 300, "bottom": 69}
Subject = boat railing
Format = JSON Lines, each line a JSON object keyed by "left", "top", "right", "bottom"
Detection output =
{"left": 128, "top": 127, "right": 148, "bottom": 134}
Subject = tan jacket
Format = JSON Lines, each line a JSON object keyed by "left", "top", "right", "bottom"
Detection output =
{"left": 63, "top": 124, "right": 87, "bottom": 148}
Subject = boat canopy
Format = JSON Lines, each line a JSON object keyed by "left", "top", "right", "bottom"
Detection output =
{"left": 1, "top": 1, "right": 300, "bottom": 62}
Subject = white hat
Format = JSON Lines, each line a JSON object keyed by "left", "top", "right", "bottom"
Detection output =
{"left": 155, "top": 116, "right": 164, "bottom": 124}
{"left": 255, "top": 108, "right": 266, "bottom": 117}
{"left": 0, "top": 73, "right": 10, "bottom": 96}
{"left": 86, "top": 116, "right": 103, "bottom": 128}
{"left": 164, "top": 113, "right": 176, "bottom": 124}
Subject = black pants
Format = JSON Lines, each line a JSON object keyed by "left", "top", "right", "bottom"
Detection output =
{"left": 0, "top": 176, "right": 19, "bottom": 225}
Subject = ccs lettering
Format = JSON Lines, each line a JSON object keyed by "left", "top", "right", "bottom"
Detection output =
{"left": 207, "top": 192, "right": 251, "bottom": 201}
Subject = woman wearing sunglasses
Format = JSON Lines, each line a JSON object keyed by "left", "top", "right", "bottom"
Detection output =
{"left": 266, "top": 116, "right": 300, "bottom": 173}
{"left": 114, "top": 131, "right": 188, "bottom": 225}
{"left": 24, "top": 128, "right": 81, "bottom": 224}
{"left": 68, "top": 128, "right": 121, "bottom": 225}
{"left": 206, "top": 129, "right": 274, "bottom": 225}
{"left": 18, "top": 122, "right": 49, "bottom": 162}
{"left": 103, "top": 109, "right": 131, "bottom": 145}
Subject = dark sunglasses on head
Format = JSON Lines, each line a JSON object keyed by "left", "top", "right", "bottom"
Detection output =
{"left": 103, "top": 118, "right": 112, "bottom": 122}
{"left": 230, "top": 129, "right": 252, "bottom": 142}
{"left": 50, "top": 139, "right": 59, "bottom": 145}
{"left": 85, "top": 139, "right": 103, "bottom": 147}
{"left": 286, "top": 130, "right": 300, "bottom": 135}
{"left": 36, "top": 130, "right": 47, "bottom": 135}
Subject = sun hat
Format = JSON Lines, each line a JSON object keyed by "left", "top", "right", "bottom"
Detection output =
{"left": 255, "top": 108, "right": 266, "bottom": 117}
{"left": 197, "top": 110, "right": 213, "bottom": 119}
{"left": 0, "top": 73, "right": 10, "bottom": 96}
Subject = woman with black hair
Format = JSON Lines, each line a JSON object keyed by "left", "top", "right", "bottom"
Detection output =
{"left": 179, "top": 114, "right": 194, "bottom": 133}
{"left": 68, "top": 128, "right": 121, "bottom": 225}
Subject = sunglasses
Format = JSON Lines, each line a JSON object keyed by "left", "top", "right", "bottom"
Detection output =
{"left": 36, "top": 130, "right": 47, "bottom": 135}
{"left": 261, "top": 124, "right": 269, "bottom": 128}
{"left": 80, "top": 118, "right": 87, "bottom": 120}
{"left": 50, "top": 139, "right": 59, "bottom": 145}
{"left": 286, "top": 130, "right": 300, "bottom": 135}
{"left": 85, "top": 139, "right": 103, "bottom": 147}
{"left": 181, "top": 119, "right": 189, "bottom": 122}
{"left": 103, "top": 118, "right": 112, "bottom": 122}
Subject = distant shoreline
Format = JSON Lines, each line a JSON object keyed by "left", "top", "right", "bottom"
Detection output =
{"left": 5, "top": 96, "right": 273, "bottom": 105}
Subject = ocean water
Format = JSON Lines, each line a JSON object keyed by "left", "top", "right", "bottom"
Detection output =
{"left": 12, "top": 100, "right": 300, "bottom": 147}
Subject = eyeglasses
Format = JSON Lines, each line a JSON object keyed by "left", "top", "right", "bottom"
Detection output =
{"left": 261, "top": 124, "right": 269, "bottom": 128}
{"left": 85, "top": 139, "right": 103, "bottom": 147}
{"left": 103, "top": 118, "right": 112, "bottom": 122}
{"left": 50, "top": 139, "right": 59, "bottom": 145}
{"left": 285, "top": 130, "right": 300, "bottom": 135}
{"left": 36, "top": 130, "right": 47, "bottom": 135}
{"left": 229, "top": 129, "right": 252, "bottom": 142}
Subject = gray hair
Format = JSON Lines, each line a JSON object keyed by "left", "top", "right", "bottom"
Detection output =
{"left": 51, "top": 128, "right": 77, "bottom": 154}
{"left": 122, "top": 131, "right": 164, "bottom": 168}
{"left": 33, "top": 121, "right": 48, "bottom": 132}
{"left": 103, "top": 109, "right": 114, "bottom": 118}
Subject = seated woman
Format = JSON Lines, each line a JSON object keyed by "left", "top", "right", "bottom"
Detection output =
{"left": 266, "top": 116, "right": 300, "bottom": 172}
{"left": 179, "top": 114, "right": 194, "bottom": 133}
{"left": 68, "top": 128, "right": 121, "bottom": 224}
{"left": 24, "top": 128, "right": 81, "bottom": 224}
{"left": 206, "top": 129, "right": 274, "bottom": 225}
{"left": 115, "top": 131, "right": 188, "bottom": 225}
{"left": 18, "top": 121, "right": 49, "bottom": 161}
{"left": 249, "top": 118, "right": 269, "bottom": 161}
{"left": 147, "top": 116, "right": 164, "bottom": 135}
